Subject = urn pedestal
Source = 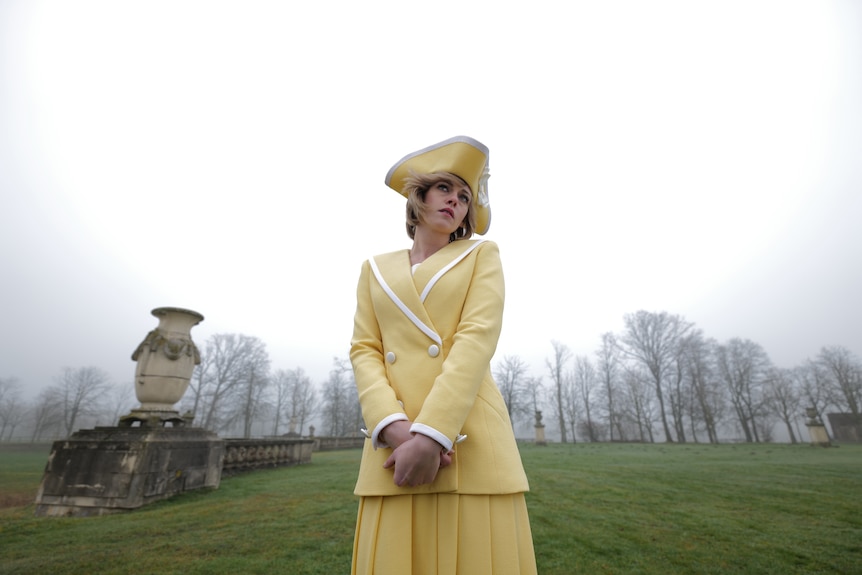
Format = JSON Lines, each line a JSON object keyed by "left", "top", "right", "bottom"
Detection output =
{"left": 805, "top": 407, "right": 832, "bottom": 447}
{"left": 35, "top": 306, "right": 225, "bottom": 517}
{"left": 534, "top": 410, "right": 547, "bottom": 446}
{"left": 120, "top": 307, "right": 204, "bottom": 427}
{"left": 34, "top": 426, "right": 224, "bottom": 517}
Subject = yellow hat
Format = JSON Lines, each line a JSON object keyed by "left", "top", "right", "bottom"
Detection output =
{"left": 385, "top": 135, "right": 491, "bottom": 235}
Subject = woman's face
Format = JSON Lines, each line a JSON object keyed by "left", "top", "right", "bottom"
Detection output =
{"left": 419, "top": 178, "right": 471, "bottom": 235}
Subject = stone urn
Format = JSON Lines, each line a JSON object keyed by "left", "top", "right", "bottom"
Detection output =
{"left": 131, "top": 307, "right": 204, "bottom": 412}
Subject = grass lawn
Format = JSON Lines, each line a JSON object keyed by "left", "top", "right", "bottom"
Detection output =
{"left": 1, "top": 441, "right": 860, "bottom": 574}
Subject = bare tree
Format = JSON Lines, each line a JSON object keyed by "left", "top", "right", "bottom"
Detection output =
{"left": 817, "top": 345, "right": 862, "bottom": 415}
{"left": 232, "top": 340, "right": 272, "bottom": 438}
{"left": 561, "top": 368, "right": 579, "bottom": 443}
{"left": 0, "top": 377, "right": 25, "bottom": 441}
{"left": 28, "top": 387, "right": 63, "bottom": 441}
{"left": 526, "top": 376, "right": 544, "bottom": 416}
{"left": 494, "top": 355, "right": 531, "bottom": 429}
{"left": 271, "top": 367, "right": 318, "bottom": 436}
{"left": 667, "top": 342, "right": 690, "bottom": 443}
{"left": 715, "top": 338, "right": 772, "bottom": 442}
{"left": 617, "top": 310, "right": 693, "bottom": 442}
{"left": 801, "top": 362, "right": 826, "bottom": 411}
{"left": 681, "top": 334, "right": 724, "bottom": 444}
{"left": 764, "top": 367, "right": 802, "bottom": 443}
{"left": 321, "top": 358, "right": 360, "bottom": 437}
{"left": 187, "top": 349, "right": 211, "bottom": 422}
{"left": 191, "top": 333, "right": 269, "bottom": 433}
{"left": 239, "top": 367, "right": 271, "bottom": 438}
{"left": 595, "top": 332, "right": 623, "bottom": 441}
{"left": 271, "top": 369, "right": 291, "bottom": 435}
{"left": 52, "top": 366, "right": 113, "bottom": 437}
{"left": 574, "top": 356, "right": 600, "bottom": 442}
{"left": 546, "top": 340, "right": 572, "bottom": 443}
{"left": 107, "top": 381, "right": 136, "bottom": 425}
{"left": 619, "top": 366, "right": 655, "bottom": 442}
{"left": 521, "top": 375, "right": 545, "bottom": 438}
{"left": 294, "top": 370, "right": 318, "bottom": 437}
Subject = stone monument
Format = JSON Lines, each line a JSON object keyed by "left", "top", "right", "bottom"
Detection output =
{"left": 35, "top": 307, "right": 225, "bottom": 517}
{"left": 534, "top": 410, "right": 547, "bottom": 446}
{"left": 804, "top": 407, "right": 831, "bottom": 447}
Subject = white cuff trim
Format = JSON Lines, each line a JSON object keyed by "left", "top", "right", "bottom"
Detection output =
{"left": 410, "top": 423, "right": 453, "bottom": 452}
{"left": 372, "top": 413, "right": 409, "bottom": 449}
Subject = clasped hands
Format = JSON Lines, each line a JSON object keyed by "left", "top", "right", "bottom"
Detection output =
{"left": 381, "top": 420, "right": 453, "bottom": 487}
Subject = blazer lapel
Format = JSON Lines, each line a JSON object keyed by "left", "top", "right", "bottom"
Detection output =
{"left": 370, "top": 250, "right": 441, "bottom": 345}
{"left": 370, "top": 240, "right": 487, "bottom": 345}
{"left": 413, "top": 239, "right": 486, "bottom": 303}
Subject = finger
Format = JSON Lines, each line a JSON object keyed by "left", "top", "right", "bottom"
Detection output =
{"left": 393, "top": 467, "right": 408, "bottom": 486}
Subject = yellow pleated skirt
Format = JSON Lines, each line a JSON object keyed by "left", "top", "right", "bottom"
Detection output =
{"left": 351, "top": 492, "right": 537, "bottom": 575}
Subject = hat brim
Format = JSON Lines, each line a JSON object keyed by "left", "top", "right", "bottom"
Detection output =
{"left": 385, "top": 135, "right": 491, "bottom": 235}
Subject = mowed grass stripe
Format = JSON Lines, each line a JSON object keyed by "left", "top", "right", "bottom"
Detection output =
{"left": 1, "top": 443, "right": 859, "bottom": 574}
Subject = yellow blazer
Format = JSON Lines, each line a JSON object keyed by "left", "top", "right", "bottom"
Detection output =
{"left": 350, "top": 239, "right": 530, "bottom": 496}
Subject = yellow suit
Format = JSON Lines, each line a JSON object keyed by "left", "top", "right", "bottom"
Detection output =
{"left": 350, "top": 239, "right": 529, "bottom": 496}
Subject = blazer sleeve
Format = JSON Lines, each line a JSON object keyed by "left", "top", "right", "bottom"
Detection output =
{"left": 413, "top": 241, "right": 505, "bottom": 441}
{"left": 349, "top": 259, "right": 407, "bottom": 436}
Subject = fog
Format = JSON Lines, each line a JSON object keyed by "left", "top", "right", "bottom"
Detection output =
{"left": 1, "top": 1, "right": 860, "bottom": 413}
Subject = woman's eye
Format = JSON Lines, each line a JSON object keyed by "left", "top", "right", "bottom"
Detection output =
{"left": 437, "top": 183, "right": 448, "bottom": 191}
{"left": 459, "top": 194, "right": 470, "bottom": 203}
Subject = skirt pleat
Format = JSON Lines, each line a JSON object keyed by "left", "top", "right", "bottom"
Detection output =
{"left": 351, "top": 493, "right": 536, "bottom": 575}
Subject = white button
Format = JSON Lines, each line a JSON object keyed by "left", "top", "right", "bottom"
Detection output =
{"left": 386, "top": 351, "right": 396, "bottom": 363}
{"left": 428, "top": 345, "right": 440, "bottom": 357}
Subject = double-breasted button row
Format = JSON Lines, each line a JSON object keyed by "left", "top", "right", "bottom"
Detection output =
{"left": 385, "top": 345, "right": 441, "bottom": 364}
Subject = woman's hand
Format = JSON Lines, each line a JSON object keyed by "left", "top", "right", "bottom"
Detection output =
{"left": 379, "top": 420, "right": 413, "bottom": 449}
{"left": 383, "top": 433, "right": 447, "bottom": 487}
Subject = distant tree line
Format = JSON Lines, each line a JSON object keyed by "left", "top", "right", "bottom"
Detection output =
{"left": 501, "top": 311, "right": 862, "bottom": 444}
{"left": 0, "top": 332, "right": 355, "bottom": 442}
{"left": 1, "top": 310, "right": 860, "bottom": 443}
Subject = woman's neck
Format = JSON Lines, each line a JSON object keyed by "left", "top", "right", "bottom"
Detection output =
{"left": 409, "top": 227, "right": 451, "bottom": 265}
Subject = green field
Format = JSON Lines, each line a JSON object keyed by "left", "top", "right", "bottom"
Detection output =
{"left": 1, "top": 442, "right": 860, "bottom": 574}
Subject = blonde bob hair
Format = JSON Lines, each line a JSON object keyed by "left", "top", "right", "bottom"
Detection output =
{"left": 403, "top": 171, "right": 477, "bottom": 241}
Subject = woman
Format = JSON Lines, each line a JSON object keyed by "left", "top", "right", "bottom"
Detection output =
{"left": 350, "top": 135, "right": 537, "bottom": 575}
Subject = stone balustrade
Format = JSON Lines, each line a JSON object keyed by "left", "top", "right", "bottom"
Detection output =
{"left": 222, "top": 437, "right": 314, "bottom": 475}
{"left": 312, "top": 436, "right": 365, "bottom": 451}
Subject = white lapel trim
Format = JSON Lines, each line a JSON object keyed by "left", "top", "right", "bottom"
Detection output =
{"left": 419, "top": 239, "right": 486, "bottom": 303}
{"left": 369, "top": 257, "right": 442, "bottom": 346}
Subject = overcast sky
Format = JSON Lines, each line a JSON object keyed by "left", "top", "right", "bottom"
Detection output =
{"left": 2, "top": 0, "right": 860, "bottom": 400}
